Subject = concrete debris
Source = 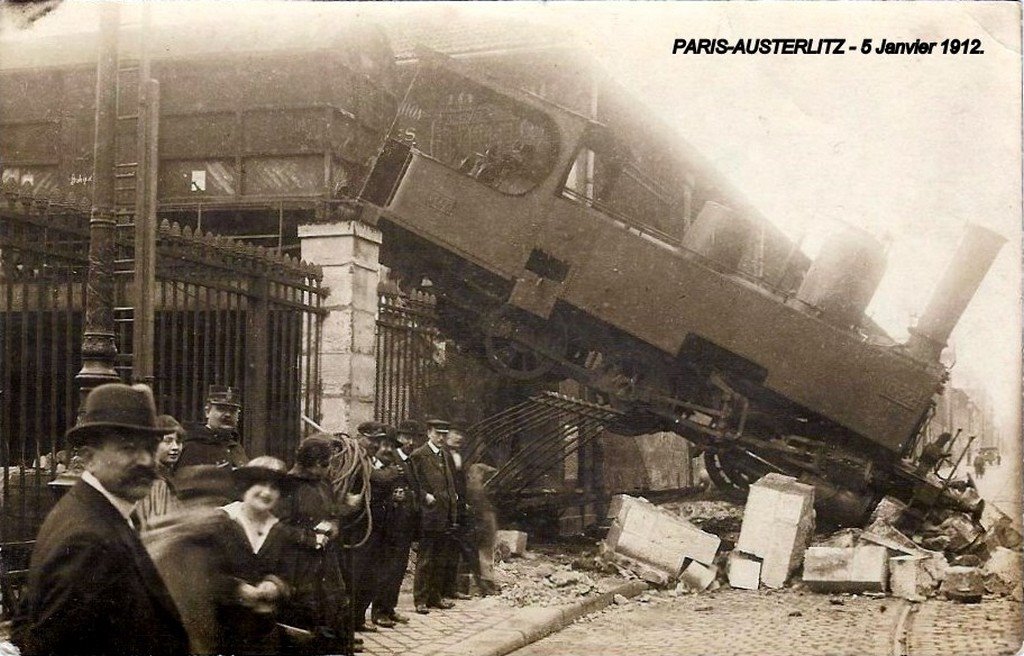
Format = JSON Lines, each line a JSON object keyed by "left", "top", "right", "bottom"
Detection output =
{"left": 727, "top": 551, "right": 762, "bottom": 591}
{"left": 533, "top": 564, "right": 556, "bottom": 578}
{"left": 979, "top": 503, "right": 1023, "bottom": 550}
{"left": 940, "top": 565, "right": 985, "bottom": 603}
{"left": 951, "top": 554, "right": 982, "bottom": 568}
{"left": 869, "top": 496, "right": 909, "bottom": 526}
{"left": 613, "top": 593, "right": 628, "bottom": 605}
{"left": 921, "top": 513, "right": 984, "bottom": 554}
{"left": 678, "top": 560, "right": 718, "bottom": 592}
{"left": 861, "top": 522, "right": 928, "bottom": 557}
{"left": 735, "top": 473, "right": 815, "bottom": 588}
{"left": 889, "top": 554, "right": 946, "bottom": 601}
{"left": 548, "top": 570, "right": 591, "bottom": 588}
{"left": 496, "top": 530, "right": 529, "bottom": 558}
{"left": 803, "top": 546, "right": 888, "bottom": 593}
{"left": 604, "top": 495, "right": 720, "bottom": 584}
{"left": 981, "top": 547, "right": 1023, "bottom": 597}
{"left": 813, "top": 528, "right": 860, "bottom": 549}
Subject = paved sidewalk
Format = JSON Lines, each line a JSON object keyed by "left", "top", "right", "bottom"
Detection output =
{"left": 361, "top": 581, "right": 647, "bottom": 656}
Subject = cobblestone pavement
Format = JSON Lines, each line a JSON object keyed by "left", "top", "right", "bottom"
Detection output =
{"left": 510, "top": 589, "right": 1024, "bottom": 656}
{"left": 360, "top": 593, "right": 499, "bottom": 656}
{"left": 905, "top": 598, "right": 1023, "bottom": 656}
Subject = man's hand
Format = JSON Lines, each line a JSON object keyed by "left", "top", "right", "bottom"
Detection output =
{"left": 424, "top": 492, "right": 436, "bottom": 507}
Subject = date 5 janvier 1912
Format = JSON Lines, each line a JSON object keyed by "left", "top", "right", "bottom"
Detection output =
{"left": 867, "top": 38, "right": 983, "bottom": 54}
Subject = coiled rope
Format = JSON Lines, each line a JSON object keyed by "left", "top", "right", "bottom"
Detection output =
{"left": 327, "top": 433, "right": 374, "bottom": 548}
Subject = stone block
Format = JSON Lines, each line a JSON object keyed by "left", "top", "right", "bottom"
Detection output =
{"left": 496, "top": 530, "right": 528, "bottom": 557}
{"left": 604, "top": 495, "right": 720, "bottom": 577}
{"left": 727, "top": 552, "right": 761, "bottom": 590}
{"left": 803, "top": 546, "right": 888, "bottom": 592}
{"left": 736, "top": 473, "right": 815, "bottom": 588}
{"left": 940, "top": 566, "right": 985, "bottom": 602}
{"left": 982, "top": 547, "right": 1023, "bottom": 595}
{"left": 678, "top": 560, "right": 718, "bottom": 592}
{"left": 889, "top": 555, "right": 943, "bottom": 601}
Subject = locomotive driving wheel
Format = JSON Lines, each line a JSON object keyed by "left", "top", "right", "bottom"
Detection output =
{"left": 704, "top": 448, "right": 773, "bottom": 497}
{"left": 480, "top": 306, "right": 568, "bottom": 381}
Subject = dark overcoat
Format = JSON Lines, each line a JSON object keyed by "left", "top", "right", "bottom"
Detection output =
{"left": 12, "top": 481, "right": 189, "bottom": 656}
{"left": 178, "top": 422, "right": 249, "bottom": 468}
{"left": 409, "top": 443, "right": 458, "bottom": 534}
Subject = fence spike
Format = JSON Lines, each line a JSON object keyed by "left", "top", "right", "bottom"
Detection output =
{"left": 169, "top": 221, "right": 182, "bottom": 237}
{"left": 182, "top": 224, "right": 194, "bottom": 238}
{"left": 160, "top": 218, "right": 172, "bottom": 230}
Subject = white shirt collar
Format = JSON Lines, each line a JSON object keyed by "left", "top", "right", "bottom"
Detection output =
{"left": 397, "top": 448, "right": 410, "bottom": 461}
{"left": 372, "top": 457, "right": 384, "bottom": 469}
{"left": 82, "top": 471, "right": 137, "bottom": 525}
{"left": 427, "top": 441, "right": 442, "bottom": 455}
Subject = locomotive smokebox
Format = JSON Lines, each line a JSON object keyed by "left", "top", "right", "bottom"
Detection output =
{"left": 792, "top": 224, "right": 887, "bottom": 329}
{"left": 907, "top": 224, "right": 1006, "bottom": 362}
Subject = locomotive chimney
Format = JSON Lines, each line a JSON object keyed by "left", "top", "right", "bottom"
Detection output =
{"left": 906, "top": 224, "right": 1005, "bottom": 362}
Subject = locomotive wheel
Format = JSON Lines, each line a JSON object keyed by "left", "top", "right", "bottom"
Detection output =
{"left": 481, "top": 306, "right": 567, "bottom": 381}
{"left": 704, "top": 451, "right": 748, "bottom": 497}
{"left": 704, "top": 449, "right": 773, "bottom": 497}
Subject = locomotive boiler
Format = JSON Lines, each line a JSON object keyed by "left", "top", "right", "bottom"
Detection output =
{"left": 358, "top": 53, "right": 1004, "bottom": 525}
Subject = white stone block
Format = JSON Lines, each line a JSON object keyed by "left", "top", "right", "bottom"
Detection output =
{"left": 727, "top": 551, "right": 762, "bottom": 590}
{"left": 736, "top": 473, "right": 815, "bottom": 588}
{"left": 679, "top": 560, "right": 718, "bottom": 592}
{"left": 890, "top": 555, "right": 937, "bottom": 601}
{"left": 496, "top": 530, "right": 528, "bottom": 556}
{"left": 803, "top": 546, "right": 888, "bottom": 593}
{"left": 604, "top": 495, "right": 720, "bottom": 577}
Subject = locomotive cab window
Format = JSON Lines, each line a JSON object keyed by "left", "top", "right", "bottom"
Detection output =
{"left": 561, "top": 128, "right": 673, "bottom": 238}
{"left": 392, "top": 65, "right": 556, "bottom": 195}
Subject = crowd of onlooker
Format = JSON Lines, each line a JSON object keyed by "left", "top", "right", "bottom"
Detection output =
{"left": 10, "top": 383, "right": 500, "bottom": 656}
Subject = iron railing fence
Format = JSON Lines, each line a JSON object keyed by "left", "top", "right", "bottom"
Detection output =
{"left": 0, "top": 182, "right": 326, "bottom": 544}
{"left": 374, "top": 288, "right": 440, "bottom": 427}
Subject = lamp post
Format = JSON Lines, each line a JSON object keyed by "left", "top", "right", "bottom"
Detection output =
{"left": 75, "top": 2, "right": 122, "bottom": 399}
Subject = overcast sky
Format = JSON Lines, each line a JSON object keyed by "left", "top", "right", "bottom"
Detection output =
{"left": 3, "top": 1, "right": 1021, "bottom": 439}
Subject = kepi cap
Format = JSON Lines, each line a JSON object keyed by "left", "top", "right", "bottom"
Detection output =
{"left": 206, "top": 385, "right": 242, "bottom": 408}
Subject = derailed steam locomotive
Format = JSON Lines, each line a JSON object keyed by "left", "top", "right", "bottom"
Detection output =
{"left": 358, "top": 53, "right": 1004, "bottom": 526}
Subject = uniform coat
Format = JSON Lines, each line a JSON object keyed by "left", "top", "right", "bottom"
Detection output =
{"left": 12, "top": 481, "right": 189, "bottom": 656}
{"left": 178, "top": 422, "right": 249, "bottom": 468}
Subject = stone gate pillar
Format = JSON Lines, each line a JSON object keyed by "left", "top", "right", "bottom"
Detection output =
{"left": 298, "top": 220, "right": 381, "bottom": 434}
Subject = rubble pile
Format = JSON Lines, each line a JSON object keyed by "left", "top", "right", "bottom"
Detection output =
{"left": 596, "top": 474, "right": 1022, "bottom": 605}
{"left": 492, "top": 542, "right": 621, "bottom": 608}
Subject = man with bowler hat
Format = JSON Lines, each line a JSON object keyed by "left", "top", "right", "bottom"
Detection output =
{"left": 12, "top": 383, "right": 189, "bottom": 656}
{"left": 178, "top": 385, "right": 248, "bottom": 468}
{"left": 409, "top": 418, "right": 459, "bottom": 614}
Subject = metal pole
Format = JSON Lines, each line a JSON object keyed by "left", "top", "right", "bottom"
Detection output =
{"left": 75, "top": 2, "right": 122, "bottom": 402}
{"left": 133, "top": 2, "right": 158, "bottom": 385}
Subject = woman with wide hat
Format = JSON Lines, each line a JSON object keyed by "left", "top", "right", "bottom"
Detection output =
{"left": 212, "top": 456, "right": 293, "bottom": 655}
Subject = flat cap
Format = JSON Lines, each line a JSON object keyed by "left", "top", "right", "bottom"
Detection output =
{"left": 356, "top": 421, "right": 389, "bottom": 438}
{"left": 425, "top": 418, "right": 450, "bottom": 433}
